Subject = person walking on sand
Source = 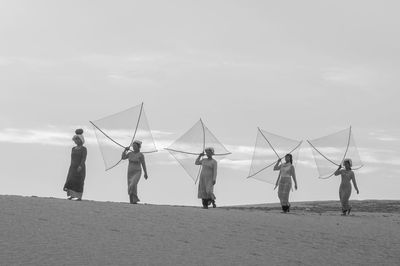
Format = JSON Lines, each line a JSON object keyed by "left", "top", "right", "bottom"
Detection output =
{"left": 195, "top": 147, "right": 217, "bottom": 209}
{"left": 63, "top": 129, "right": 87, "bottom": 201}
{"left": 274, "top": 154, "right": 298, "bottom": 213}
{"left": 121, "top": 140, "right": 148, "bottom": 204}
{"left": 334, "top": 158, "right": 359, "bottom": 216}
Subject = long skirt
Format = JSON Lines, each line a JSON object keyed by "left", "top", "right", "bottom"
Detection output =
{"left": 339, "top": 183, "right": 352, "bottom": 211}
{"left": 278, "top": 176, "right": 292, "bottom": 206}
{"left": 127, "top": 168, "right": 142, "bottom": 203}
{"left": 66, "top": 189, "right": 82, "bottom": 199}
{"left": 63, "top": 165, "right": 86, "bottom": 197}
{"left": 198, "top": 175, "right": 216, "bottom": 200}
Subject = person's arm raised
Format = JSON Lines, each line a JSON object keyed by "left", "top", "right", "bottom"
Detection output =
{"left": 195, "top": 153, "right": 204, "bottom": 165}
{"left": 273, "top": 158, "right": 282, "bottom": 171}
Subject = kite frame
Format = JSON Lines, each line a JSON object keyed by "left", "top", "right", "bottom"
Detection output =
{"left": 247, "top": 127, "right": 303, "bottom": 180}
{"left": 307, "top": 126, "right": 363, "bottom": 179}
{"left": 165, "top": 118, "right": 231, "bottom": 183}
{"left": 90, "top": 102, "right": 157, "bottom": 171}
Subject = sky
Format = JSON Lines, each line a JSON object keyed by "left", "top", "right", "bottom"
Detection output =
{"left": 0, "top": 0, "right": 399, "bottom": 206}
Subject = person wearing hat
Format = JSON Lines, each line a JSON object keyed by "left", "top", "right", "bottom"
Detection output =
{"left": 274, "top": 153, "right": 298, "bottom": 213}
{"left": 121, "top": 140, "right": 148, "bottom": 204}
{"left": 195, "top": 147, "right": 218, "bottom": 209}
{"left": 334, "top": 158, "right": 360, "bottom": 216}
{"left": 63, "top": 128, "right": 87, "bottom": 201}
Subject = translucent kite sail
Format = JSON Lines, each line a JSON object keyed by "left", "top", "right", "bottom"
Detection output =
{"left": 165, "top": 119, "right": 231, "bottom": 182}
{"left": 247, "top": 128, "right": 302, "bottom": 184}
{"left": 90, "top": 103, "right": 157, "bottom": 171}
{"left": 307, "top": 126, "right": 363, "bottom": 179}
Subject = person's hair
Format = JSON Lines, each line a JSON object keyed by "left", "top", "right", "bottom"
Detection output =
{"left": 343, "top": 159, "right": 352, "bottom": 170}
{"left": 285, "top": 153, "right": 293, "bottom": 164}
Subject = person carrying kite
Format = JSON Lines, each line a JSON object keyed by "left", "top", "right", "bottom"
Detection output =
{"left": 121, "top": 140, "right": 148, "bottom": 204}
{"left": 334, "top": 158, "right": 359, "bottom": 216}
{"left": 195, "top": 147, "right": 218, "bottom": 209}
{"left": 274, "top": 154, "right": 298, "bottom": 213}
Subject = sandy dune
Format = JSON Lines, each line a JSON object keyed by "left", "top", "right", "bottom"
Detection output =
{"left": 1, "top": 195, "right": 400, "bottom": 266}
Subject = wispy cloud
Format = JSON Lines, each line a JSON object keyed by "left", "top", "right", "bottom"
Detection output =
{"left": 368, "top": 131, "right": 400, "bottom": 142}
{"left": 321, "top": 66, "right": 378, "bottom": 91}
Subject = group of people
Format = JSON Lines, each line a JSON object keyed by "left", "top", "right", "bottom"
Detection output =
{"left": 63, "top": 129, "right": 360, "bottom": 215}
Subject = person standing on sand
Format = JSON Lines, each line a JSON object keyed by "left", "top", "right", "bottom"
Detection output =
{"left": 334, "top": 158, "right": 359, "bottom": 216}
{"left": 121, "top": 140, "right": 148, "bottom": 204}
{"left": 195, "top": 147, "right": 218, "bottom": 209}
{"left": 274, "top": 154, "right": 298, "bottom": 213}
{"left": 63, "top": 129, "right": 87, "bottom": 201}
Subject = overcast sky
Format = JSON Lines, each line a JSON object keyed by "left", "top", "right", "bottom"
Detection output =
{"left": 0, "top": 1, "right": 399, "bottom": 206}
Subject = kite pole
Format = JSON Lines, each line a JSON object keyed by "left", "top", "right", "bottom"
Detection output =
{"left": 247, "top": 139, "right": 303, "bottom": 179}
{"left": 129, "top": 102, "right": 144, "bottom": 147}
{"left": 89, "top": 121, "right": 125, "bottom": 149}
{"left": 258, "top": 127, "right": 281, "bottom": 159}
{"left": 339, "top": 126, "right": 352, "bottom": 166}
{"left": 195, "top": 118, "right": 206, "bottom": 184}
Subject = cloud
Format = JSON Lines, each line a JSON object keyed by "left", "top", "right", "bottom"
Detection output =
{"left": 321, "top": 66, "right": 378, "bottom": 90}
{"left": 0, "top": 126, "right": 174, "bottom": 148}
{"left": 368, "top": 131, "right": 400, "bottom": 142}
{"left": 219, "top": 158, "right": 252, "bottom": 171}
{"left": 0, "top": 56, "right": 56, "bottom": 68}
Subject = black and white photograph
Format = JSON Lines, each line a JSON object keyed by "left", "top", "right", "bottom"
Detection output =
{"left": 1, "top": 1, "right": 399, "bottom": 265}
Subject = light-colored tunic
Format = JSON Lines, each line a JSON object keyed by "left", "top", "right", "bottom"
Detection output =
{"left": 197, "top": 158, "right": 217, "bottom": 200}
{"left": 335, "top": 169, "right": 355, "bottom": 211}
{"left": 274, "top": 163, "right": 295, "bottom": 206}
{"left": 125, "top": 152, "right": 144, "bottom": 203}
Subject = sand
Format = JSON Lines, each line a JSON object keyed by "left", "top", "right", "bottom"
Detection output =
{"left": 1, "top": 195, "right": 400, "bottom": 266}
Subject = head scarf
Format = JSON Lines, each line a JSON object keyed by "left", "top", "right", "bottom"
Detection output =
{"left": 133, "top": 140, "right": 142, "bottom": 148}
{"left": 72, "top": 134, "right": 85, "bottom": 145}
{"left": 73, "top": 128, "right": 85, "bottom": 145}
{"left": 205, "top": 147, "right": 215, "bottom": 155}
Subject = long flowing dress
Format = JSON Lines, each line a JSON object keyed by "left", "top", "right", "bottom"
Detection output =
{"left": 336, "top": 169, "right": 355, "bottom": 212}
{"left": 275, "top": 163, "right": 295, "bottom": 206}
{"left": 63, "top": 146, "right": 87, "bottom": 198}
{"left": 197, "top": 158, "right": 218, "bottom": 200}
{"left": 126, "top": 152, "right": 144, "bottom": 203}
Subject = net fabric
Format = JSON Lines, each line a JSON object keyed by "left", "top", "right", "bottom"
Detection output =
{"left": 307, "top": 127, "right": 363, "bottom": 179}
{"left": 165, "top": 119, "right": 231, "bottom": 182}
{"left": 90, "top": 103, "right": 157, "bottom": 171}
{"left": 247, "top": 128, "right": 302, "bottom": 184}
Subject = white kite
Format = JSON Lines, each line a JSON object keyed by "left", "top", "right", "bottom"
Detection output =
{"left": 90, "top": 102, "right": 157, "bottom": 171}
{"left": 307, "top": 126, "right": 363, "bottom": 179}
{"left": 247, "top": 128, "right": 302, "bottom": 184}
{"left": 165, "top": 119, "right": 231, "bottom": 182}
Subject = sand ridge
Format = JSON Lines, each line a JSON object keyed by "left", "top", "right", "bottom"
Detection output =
{"left": 1, "top": 195, "right": 400, "bottom": 265}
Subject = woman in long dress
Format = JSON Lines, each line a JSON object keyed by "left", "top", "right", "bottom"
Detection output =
{"left": 121, "top": 140, "right": 148, "bottom": 204}
{"left": 274, "top": 154, "right": 298, "bottom": 213}
{"left": 195, "top": 147, "right": 218, "bottom": 209}
{"left": 63, "top": 129, "right": 87, "bottom": 201}
{"left": 334, "top": 158, "right": 359, "bottom": 215}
